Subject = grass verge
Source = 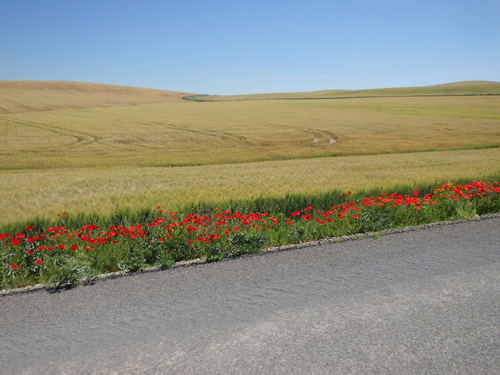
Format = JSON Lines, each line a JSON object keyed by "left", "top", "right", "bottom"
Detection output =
{"left": 1, "top": 177, "right": 499, "bottom": 292}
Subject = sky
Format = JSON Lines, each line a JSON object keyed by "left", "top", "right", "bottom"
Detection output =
{"left": 1, "top": 0, "right": 499, "bottom": 95}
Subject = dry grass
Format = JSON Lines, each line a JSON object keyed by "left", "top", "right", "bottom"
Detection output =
{"left": 203, "top": 80, "right": 500, "bottom": 100}
{"left": 1, "top": 148, "right": 499, "bottom": 226}
{"left": 1, "top": 81, "right": 499, "bottom": 225}
{"left": 0, "top": 81, "right": 191, "bottom": 114}
{"left": 1, "top": 95, "right": 499, "bottom": 170}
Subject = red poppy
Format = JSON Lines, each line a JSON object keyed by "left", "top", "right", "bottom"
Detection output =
{"left": 10, "top": 264, "right": 18, "bottom": 269}
{"left": 35, "top": 259, "right": 42, "bottom": 264}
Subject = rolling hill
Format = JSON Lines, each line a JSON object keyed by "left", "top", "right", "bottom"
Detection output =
{"left": 0, "top": 79, "right": 499, "bottom": 225}
{"left": 0, "top": 81, "right": 194, "bottom": 114}
{"left": 1, "top": 80, "right": 499, "bottom": 110}
{"left": 201, "top": 81, "right": 500, "bottom": 101}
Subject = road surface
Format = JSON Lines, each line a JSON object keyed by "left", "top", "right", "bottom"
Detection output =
{"left": 1, "top": 217, "right": 499, "bottom": 374}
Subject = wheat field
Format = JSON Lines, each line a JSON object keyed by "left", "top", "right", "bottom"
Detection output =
{"left": 1, "top": 81, "right": 499, "bottom": 225}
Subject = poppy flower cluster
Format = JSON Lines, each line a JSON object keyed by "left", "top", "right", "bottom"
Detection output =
{"left": 1, "top": 179, "right": 499, "bottom": 282}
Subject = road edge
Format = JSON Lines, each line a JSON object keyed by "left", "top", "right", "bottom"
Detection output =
{"left": 2, "top": 213, "right": 499, "bottom": 296}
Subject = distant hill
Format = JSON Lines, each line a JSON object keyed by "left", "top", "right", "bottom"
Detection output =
{"left": 201, "top": 81, "right": 500, "bottom": 101}
{"left": 0, "top": 81, "right": 194, "bottom": 114}
{"left": 2, "top": 81, "right": 499, "bottom": 111}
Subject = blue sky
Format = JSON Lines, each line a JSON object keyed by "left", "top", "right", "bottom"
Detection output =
{"left": 1, "top": 0, "right": 499, "bottom": 95}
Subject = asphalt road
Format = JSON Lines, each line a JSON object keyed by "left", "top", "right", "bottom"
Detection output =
{"left": 1, "top": 217, "right": 499, "bottom": 374}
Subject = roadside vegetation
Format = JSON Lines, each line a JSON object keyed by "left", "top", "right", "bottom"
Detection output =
{"left": 1, "top": 80, "right": 499, "bottom": 290}
{"left": 2, "top": 178, "right": 499, "bottom": 291}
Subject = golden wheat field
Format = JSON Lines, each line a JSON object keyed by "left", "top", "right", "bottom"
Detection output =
{"left": 1, "top": 80, "right": 499, "bottom": 225}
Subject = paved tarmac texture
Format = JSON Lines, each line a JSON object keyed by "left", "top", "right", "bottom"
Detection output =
{"left": 1, "top": 217, "right": 499, "bottom": 374}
